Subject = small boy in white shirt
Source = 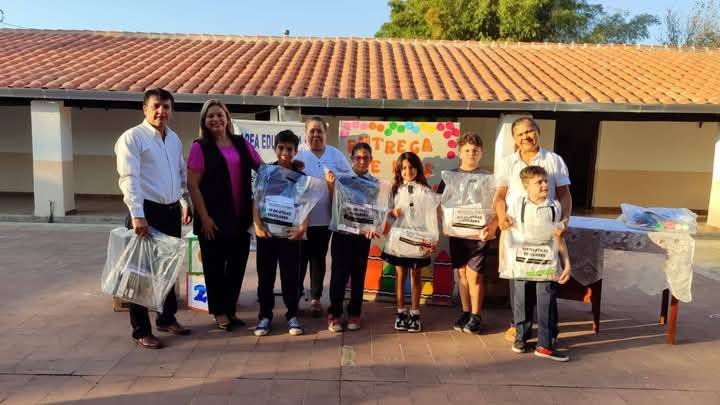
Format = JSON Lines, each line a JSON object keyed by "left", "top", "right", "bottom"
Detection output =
{"left": 502, "top": 166, "right": 571, "bottom": 361}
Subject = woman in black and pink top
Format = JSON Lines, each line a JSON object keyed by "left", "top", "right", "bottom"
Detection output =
{"left": 187, "top": 99, "right": 262, "bottom": 331}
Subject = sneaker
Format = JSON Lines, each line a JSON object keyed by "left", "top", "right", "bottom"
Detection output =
{"left": 328, "top": 315, "right": 344, "bottom": 333}
{"left": 394, "top": 312, "right": 408, "bottom": 331}
{"left": 407, "top": 314, "right": 422, "bottom": 333}
{"left": 288, "top": 317, "right": 304, "bottom": 336}
{"left": 512, "top": 340, "right": 526, "bottom": 354}
{"left": 453, "top": 312, "right": 470, "bottom": 332}
{"left": 534, "top": 346, "right": 569, "bottom": 362}
{"left": 254, "top": 318, "right": 271, "bottom": 337}
{"left": 346, "top": 317, "right": 361, "bottom": 331}
{"left": 462, "top": 314, "right": 482, "bottom": 334}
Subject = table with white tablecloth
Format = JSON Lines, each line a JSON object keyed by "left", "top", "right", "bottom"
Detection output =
{"left": 562, "top": 216, "right": 695, "bottom": 344}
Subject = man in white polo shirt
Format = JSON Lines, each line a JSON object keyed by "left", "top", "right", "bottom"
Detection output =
{"left": 493, "top": 116, "right": 572, "bottom": 342}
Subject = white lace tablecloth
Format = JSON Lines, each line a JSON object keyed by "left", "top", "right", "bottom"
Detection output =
{"left": 566, "top": 216, "right": 695, "bottom": 302}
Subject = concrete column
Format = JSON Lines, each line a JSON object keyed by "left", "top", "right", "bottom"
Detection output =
{"left": 707, "top": 124, "right": 720, "bottom": 227}
{"left": 30, "top": 100, "right": 74, "bottom": 217}
{"left": 270, "top": 105, "right": 301, "bottom": 122}
{"left": 494, "top": 113, "right": 531, "bottom": 174}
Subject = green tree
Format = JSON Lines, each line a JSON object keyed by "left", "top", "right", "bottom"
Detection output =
{"left": 376, "top": 0, "right": 659, "bottom": 44}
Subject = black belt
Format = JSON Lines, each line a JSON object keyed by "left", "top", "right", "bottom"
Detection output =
{"left": 144, "top": 199, "right": 180, "bottom": 210}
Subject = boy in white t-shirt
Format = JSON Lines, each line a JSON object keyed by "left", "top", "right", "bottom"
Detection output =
{"left": 503, "top": 166, "right": 571, "bottom": 362}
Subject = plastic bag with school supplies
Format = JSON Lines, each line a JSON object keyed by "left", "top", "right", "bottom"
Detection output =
{"left": 499, "top": 197, "right": 562, "bottom": 281}
{"left": 440, "top": 170, "right": 496, "bottom": 239}
{"left": 253, "top": 164, "right": 325, "bottom": 238}
{"left": 384, "top": 183, "right": 441, "bottom": 258}
{"left": 330, "top": 174, "right": 391, "bottom": 235}
{"left": 620, "top": 203, "right": 697, "bottom": 234}
{"left": 101, "top": 227, "right": 186, "bottom": 312}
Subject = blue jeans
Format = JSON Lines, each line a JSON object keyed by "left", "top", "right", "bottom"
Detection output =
{"left": 513, "top": 280, "right": 558, "bottom": 349}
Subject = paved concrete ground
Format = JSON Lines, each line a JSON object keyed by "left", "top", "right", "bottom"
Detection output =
{"left": 0, "top": 222, "right": 719, "bottom": 404}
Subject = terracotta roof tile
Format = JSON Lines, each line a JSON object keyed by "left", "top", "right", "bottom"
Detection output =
{"left": 2, "top": 29, "right": 720, "bottom": 106}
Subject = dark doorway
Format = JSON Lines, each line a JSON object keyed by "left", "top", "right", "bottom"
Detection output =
{"left": 553, "top": 116, "right": 600, "bottom": 211}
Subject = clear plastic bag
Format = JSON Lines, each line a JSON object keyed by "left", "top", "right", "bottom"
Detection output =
{"left": 383, "top": 183, "right": 440, "bottom": 258}
{"left": 500, "top": 226, "right": 560, "bottom": 281}
{"left": 254, "top": 164, "right": 325, "bottom": 238}
{"left": 101, "top": 228, "right": 186, "bottom": 312}
{"left": 440, "top": 170, "right": 496, "bottom": 239}
{"left": 500, "top": 197, "right": 561, "bottom": 281}
{"left": 620, "top": 203, "right": 697, "bottom": 234}
{"left": 330, "top": 174, "right": 391, "bottom": 235}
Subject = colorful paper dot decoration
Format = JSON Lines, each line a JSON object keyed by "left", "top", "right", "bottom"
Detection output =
{"left": 448, "top": 140, "right": 457, "bottom": 148}
{"left": 397, "top": 125, "right": 405, "bottom": 133}
{"left": 436, "top": 123, "right": 445, "bottom": 131}
{"left": 452, "top": 128, "right": 460, "bottom": 137}
{"left": 369, "top": 122, "right": 376, "bottom": 130}
{"left": 384, "top": 129, "right": 392, "bottom": 136}
{"left": 340, "top": 129, "right": 350, "bottom": 138}
{"left": 389, "top": 122, "right": 397, "bottom": 130}
{"left": 411, "top": 126, "right": 420, "bottom": 134}
{"left": 342, "top": 121, "right": 351, "bottom": 130}
{"left": 447, "top": 151, "right": 456, "bottom": 159}
{"left": 443, "top": 130, "right": 452, "bottom": 139}
{"left": 360, "top": 122, "right": 368, "bottom": 130}
{"left": 351, "top": 121, "right": 359, "bottom": 128}
{"left": 445, "top": 122, "right": 455, "bottom": 130}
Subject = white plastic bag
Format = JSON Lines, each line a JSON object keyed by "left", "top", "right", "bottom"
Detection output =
{"left": 383, "top": 183, "right": 440, "bottom": 258}
{"left": 101, "top": 228, "right": 186, "bottom": 312}
{"left": 620, "top": 203, "right": 697, "bottom": 234}
{"left": 440, "top": 170, "right": 496, "bottom": 239}
{"left": 500, "top": 197, "right": 561, "bottom": 281}
{"left": 330, "top": 174, "right": 391, "bottom": 235}
{"left": 500, "top": 226, "right": 560, "bottom": 281}
{"left": 254, "top": 164, "right": 325, "bottom": 238}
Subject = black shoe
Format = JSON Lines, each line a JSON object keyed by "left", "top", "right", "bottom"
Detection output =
{"left": 462, "top": 314, "right": 482, "bottom": 334}
{"left": 512, "top": 340, "right": 526, "bottom": 354}
{"left": 394, "top": 312, "right": 408, "bottom": 331}
{"left": 453, "top": 312, "right": 470, "bottom": 332}
{"left": 228, "top": 315, "right": 246, "bottom": 327}
{"left": 407, "top": 314, "right": 422, "bottom": 333}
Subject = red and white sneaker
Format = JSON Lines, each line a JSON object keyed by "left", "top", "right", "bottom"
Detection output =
{"left": 346, "top": 317, "right": 361, "bottom": 331}
{"left": 534, "top": 346, "right": 570, "bottom": 362}
{"left": 327, "top": 315, "right": 343, "bottom": 333}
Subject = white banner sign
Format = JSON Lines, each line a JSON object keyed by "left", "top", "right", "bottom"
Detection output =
{"left": 232, "top": 119, "right": 306, "bottom": 162}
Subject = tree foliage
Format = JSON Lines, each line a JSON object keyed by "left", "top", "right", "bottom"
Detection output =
{"left": 663, "top": 1, "right": 720, "bottom": 48}
{"left": 376, "top": 0, "right": 659, "bottom": 44}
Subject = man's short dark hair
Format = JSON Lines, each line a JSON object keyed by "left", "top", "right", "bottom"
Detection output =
{"left": 274, "top": 130, "right": 300, "bottom": 150}
{"left": 143, "top": 88, "right": 174, "bottom": 107}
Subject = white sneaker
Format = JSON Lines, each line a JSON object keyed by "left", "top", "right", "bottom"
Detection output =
{"left": 288, "top": 317, "right": 304, "bottom": 336}
{"left": 254, "top": 318, "right": 271, "bottom": 336}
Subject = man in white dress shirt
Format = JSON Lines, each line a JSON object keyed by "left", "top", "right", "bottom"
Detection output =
{"left": 115, "top": 88, "right": 192, "bottom": 349}
{"left": 493, "top": 116, "right": 572, "bottom": 344}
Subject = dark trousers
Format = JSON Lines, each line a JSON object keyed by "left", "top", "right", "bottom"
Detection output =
{"left": 328, "top": 232, "right": 371, "bottom": 318}
{"left": 513, "top": 280, "right": 558, "bottom": 349}
{"left": 198, "top": 233, "right": 250, "bottom": 317}
{"left": 256, "top": 236, "right": 301, "bottom": 321}
{"left": 298, "top": 226, "right": 331, "bottom": 300}
{"left": 125, "top": 200, "right": 180, "bottom": 339}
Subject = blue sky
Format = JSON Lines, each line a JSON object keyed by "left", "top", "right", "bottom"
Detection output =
{"left": 0, "top": 0, "right": 692, "bottom": 43}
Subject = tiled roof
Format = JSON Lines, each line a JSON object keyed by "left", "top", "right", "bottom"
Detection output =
{"left": 1, "top": 29, "right": 720, "bottom": 111}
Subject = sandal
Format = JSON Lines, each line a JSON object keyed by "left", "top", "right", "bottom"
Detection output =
{"left": 215, "top": 315, "right": 232, "bottom": 331}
